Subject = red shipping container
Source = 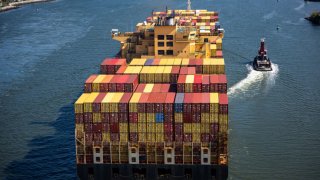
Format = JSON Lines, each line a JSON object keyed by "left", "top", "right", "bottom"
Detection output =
{"left": 201, "top": 133, "right": 210, "bottom": 142}
{"left": 164, "top": 133, "right": 173, "bottom": 142}
{"left": 164, "top": 122, "right": 173, "bottom": 132}
{"left": 210, "top": 75, "right": 219, "bottom": 92}
{"left": 195, "top": 59, "right": 203, "bottom": 73}
{"left": 170, "top": 66, "right": 180, "bottom": 83}
{"left": 184, "top": 133, "right": 192, "bottom": 142}
{"left": 92, "top": 123, "right": 102, "bottom": 133}
{"left": 116, "top": 65, "right": 127, "bottom": 74}
{"left": 219, "top": 94, "right": 228, "bottom": 114}
{"left": 85, "top": 133, "right": 93, "bottom": 145}
{"left": 110, "top": 123, "right": 119, "bottom": 133}
{"left": 110, "top": 133, "right": 120, "bottom": 141}
{"left": 135, "top": 84, "right": 146, "bottom": 92}
{"left": 210, "top": 123, "right": 219, "bottom": 135}
{"left": 109, "top": 113, "right": 119, "bottom": 123}
{"left": 84, "top": 75, "right": 97, "bottom": 93}
{"left": 118, "top": 112, "right": 128, "bottom": 123}
{"left": 84, "top": 124, "right": 93, "bottom": 132}
{"left": 202, "top": 75, "right": 210, "bottom": 92}
{"left": 75, "top": 114, "right": 83, "bottom": 124}
{"left": 119, "top": 93, "right": 131, "bottom": 112}
{"left": 129, "top": 133, "right": 138, "bottom": 142}
{"left": 108, "top": 75, "right": 119, "bottom": 92}
{"left": 174, "top": 123, "right": 183, "bottom": 134}
{"left": 218, "top": 74, "right": 227, "bottom": 93}
{"left": 93, "top": 133, "right": 102, "bottom": 141}
{"left": 129, "top": 113, "right": 138, "bottom": 123}
{"left": 193, "top": 75, "right": 202, "bottom": 92}
{"left": 187, "top": 67, "right": 196, "bottom": 74}
{"left": 175, "top": 134, "right": 184, "bottom": 142}
{"left": 183, "top": 113, "right": 192, "bottom": 123}
{"left": 102, "top": 123, "right": 110, "bottom": 132}
{"left": 93, "top": 93, "right": 106, "bottom": 112}
{"left": 83, "top": 113, "right": 93, "bottom": 123}
{"left": 101, "top": 113, "right": 110, "bottom": 123}
{"left": 177, "top": 75, "right": 186, "bottom": 93}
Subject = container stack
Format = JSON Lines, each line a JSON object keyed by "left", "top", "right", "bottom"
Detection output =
{"left": 75, "top": 57, "right": 228, "bottom": 166}
{"left": 100, "top": 58, "right": 126, "bottom": 74}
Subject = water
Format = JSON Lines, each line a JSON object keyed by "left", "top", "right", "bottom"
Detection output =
{"left": 0, "top": 0, "right": 320, "bottom": 179}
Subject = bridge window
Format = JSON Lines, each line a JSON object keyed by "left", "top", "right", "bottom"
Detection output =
{"left": 166, "top": 35, "right": 173, "bottom": 40}
{"left": 166, "top": 50, "right": 173, "bottom": 55}
{"left": 158, "top": 42, "right": 164, "bottom": 47}
{"left": 166, "top": 42, "right": 173, "bottom": 47}
{"left": 158, "top": 35, "right": 164, "bottom": 40}
{"left": 158, "top": 50, "right": 165, "bottom": 55}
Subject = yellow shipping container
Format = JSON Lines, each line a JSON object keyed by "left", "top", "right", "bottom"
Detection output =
{"left": 163, "top": 66, "right": 172, "bottom": 83}
{"left": 192, "top": 123, "right": 201, "bottom": 133}
{"left": 147, "top": 66, "right": 156, "bottom": 83}
{"left": 101, "top": 93, "right": 116, "bottom": 112}
{"left": 102, "top": 132, "right": 110, "bottom": 142}
{"left": 74, "top": 93, "right": 90, "bottom": 113}
{"left": 138, "top": 123, "right": 146, "bottom": 133}
{"left": 159, "top": 58, "right": 168, "bottom": 65}
{"left": 192, "top": 133, "right": 201, "bottom": 142}
{"left": 130, "top": 58, "right": 146, "bottom": 66}
{"left": 138, "top": 113, "right": 146, "bottom": 123}
{"left": 129, "top": 123, "right": 138, "bottom": 132}
{"left": 140, "top": 66, "right": 150, "bottom": 83}
{"left": 166, "top": 58, "right": 175, "bottom": 66}
{"left": 201, "top": 113, "right": 210, "bottom": 123}
{"left": 129, "top": 93, "right": 142, "bottom": 112}
{"left": 156, "top": 133, "right": 164, "bottom": 142}
{"left": 83, "top": 93, "right": 99, "bottom": 113}
{"left": 219, "top": 114, "right": 228, "bottom": 125}
{"left": 210, "top": 113, "right": 219, "bottom": 123}
{"left": 181, "top": 58, "right": 189, "bottom": 66}
{"left": 201, "top": 123, "right": 210, "bottom": 133}
{"left": 76, "top": 124, "right": 84, "bottom": 132}
{"left": 147, "top": 123, "right": 156, "bottom": 133}
{"left": 144, "top": 84, "right": 154, "bottom": 93}
{"left": 139, "top": 132, "right": 146, "bottom": 142}
{"left": 146, "top": 113, "right": 155, "bottom": 122}
{"left": 155, "top": 124, "right": 163, "bottom": 133}
{"left": 120, "top": 133, "right": 128, "bottom": 142}
{"left": 174, "top": 113, "right": 183, "bottom": 123}
{"left": 92, "top": 75, "right": 106, "bottom": 92}
{"left": 93, "top": 113, "right": 101, "bottom": 123}
{"left": 173, "top": 58, "right": 182, "bottom": 65}
{"left": 119, "top": 123, "right": 128, "bottom": 133}
{"left": 184, "top": 123, "right": 192, "bottom": 133}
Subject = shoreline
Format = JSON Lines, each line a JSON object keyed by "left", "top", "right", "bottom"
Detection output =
{"left": 0, "top": 0, "right": 52, "bottom": 13}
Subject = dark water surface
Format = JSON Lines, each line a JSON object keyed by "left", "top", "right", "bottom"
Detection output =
{"left": 0, "top": 0, "right": 320, "bottom": 179}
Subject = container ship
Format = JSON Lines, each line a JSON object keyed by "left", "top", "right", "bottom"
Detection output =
{"left": 74, "top": 5, "right": 228, "bottom": 180}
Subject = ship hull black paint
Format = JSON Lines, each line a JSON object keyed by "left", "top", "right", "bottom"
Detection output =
{"left": 77, "top": 164, "right": 228, "bottom": 180}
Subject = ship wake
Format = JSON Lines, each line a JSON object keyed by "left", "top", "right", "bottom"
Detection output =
{"left": 228, "top": 63, "right": 279, "bottom": 97}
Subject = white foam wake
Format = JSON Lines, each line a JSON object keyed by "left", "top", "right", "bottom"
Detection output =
{"left": 294, "top": 2, "right": 305, "bottom": 11}
{"left": 228, "top": 63, "right": 279, "bottom": 97}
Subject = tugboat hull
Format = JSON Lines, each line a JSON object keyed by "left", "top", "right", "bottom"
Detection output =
{"left": 252, "top": 58, "right": 272, "bottom": 71}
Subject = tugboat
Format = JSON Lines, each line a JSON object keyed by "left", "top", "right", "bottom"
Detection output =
{"left": 253, "top": 38, "right": 272, "bottom": 71}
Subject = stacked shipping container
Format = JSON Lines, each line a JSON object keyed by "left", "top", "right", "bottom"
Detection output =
{"left": 75, "top": 57, "right": 228, "bottom": 166}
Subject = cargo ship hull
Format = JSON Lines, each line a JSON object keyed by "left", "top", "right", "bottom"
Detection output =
{"left": 77, "top": 164, "right": 228, "bottom": 180}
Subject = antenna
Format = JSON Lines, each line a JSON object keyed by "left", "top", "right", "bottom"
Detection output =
{"left": 187, "top": 0, "right": 191, "bottom": 10}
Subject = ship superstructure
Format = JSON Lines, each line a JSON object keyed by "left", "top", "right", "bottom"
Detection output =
{"left": 75, "top": 8, "right": 228, "bottom": 180}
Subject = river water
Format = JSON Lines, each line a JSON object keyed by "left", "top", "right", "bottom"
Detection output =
{"left": 0, "top": 0, "right": 320, "bottom": 179}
